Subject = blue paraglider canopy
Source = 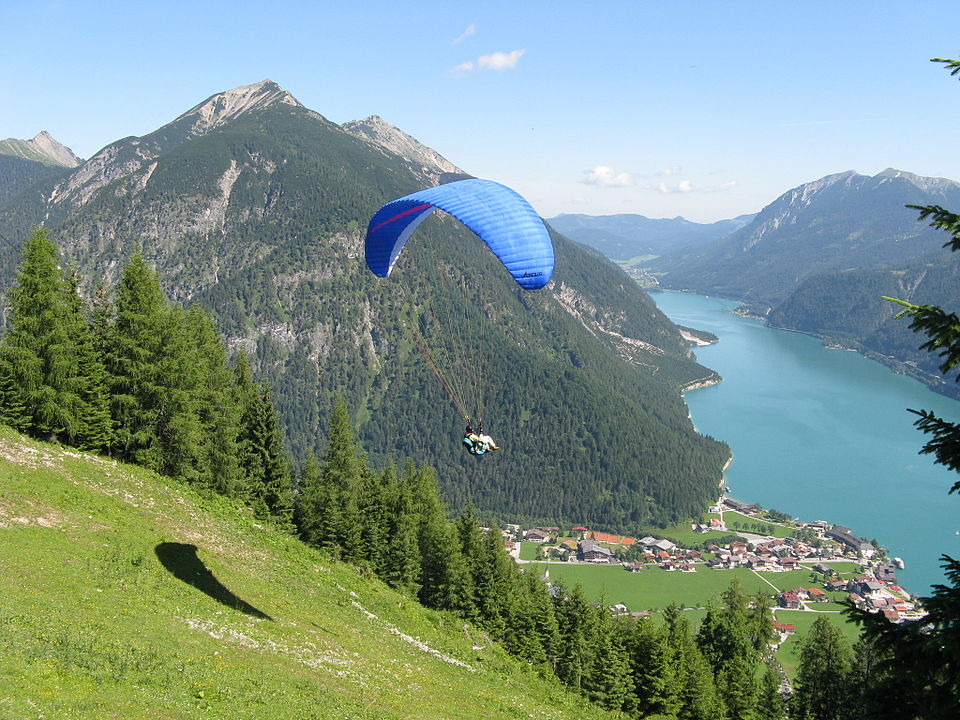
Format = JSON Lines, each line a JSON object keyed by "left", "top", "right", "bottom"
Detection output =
{"left": 364, "top": 178, "right": 554, "bottom": 290}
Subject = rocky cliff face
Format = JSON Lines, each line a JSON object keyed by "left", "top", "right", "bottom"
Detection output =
{"left": 0, "top": 131, "right": 81, "bottom": 167}
{"left": 343, "top": 115, "right": 466, "bottom": 185}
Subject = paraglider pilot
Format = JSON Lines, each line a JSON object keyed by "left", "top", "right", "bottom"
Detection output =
{"left": 463, "top": 424, "right": 500, "bottom": 455}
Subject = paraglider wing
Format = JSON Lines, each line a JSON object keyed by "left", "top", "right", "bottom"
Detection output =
{"left": 364, "top": 178, "right": 554, "bottom": 289}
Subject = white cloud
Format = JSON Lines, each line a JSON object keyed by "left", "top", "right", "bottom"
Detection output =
{"left": 583, "top": 166, "right": 635, "bottom": 187}
{"left": 677, "top": 180, "right": 693, "bottom": 192}
{"left": 452, "top": 24, "right": 476, "bottom": 44}
{"left": 657, "top": 166, "right": 681, "bottom": 177}
{"left": 448, "top": 61, "right": 475, "bottom": 77}
{"left": 477, "top": 49, "right": 525, "bottom": 71}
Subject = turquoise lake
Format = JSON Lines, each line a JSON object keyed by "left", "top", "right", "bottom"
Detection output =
{"left": 653, "top": 290, "right": 960, "bottom": 595}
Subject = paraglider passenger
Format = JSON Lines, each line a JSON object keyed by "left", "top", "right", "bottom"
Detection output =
{"left": 463, "top": 424, "right": 500, "bottom": 454}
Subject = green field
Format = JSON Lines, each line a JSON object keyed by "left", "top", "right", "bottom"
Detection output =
{"left": 772, "top": 610, "right": 862, "bottom": 677}
{"left": 0, "top": 428, "right": 617, "bottom": 720}
{"left": 519, "top": 541, "right": 542, "bottom": 561}
{"left": 637, "top": 518, "right": 738, "bottom": 547}
{"left": 528, "top": 563, "right": 780, "bottom": 610}
{"left": 721, "top": 510, "right": 795, "bottom": 538}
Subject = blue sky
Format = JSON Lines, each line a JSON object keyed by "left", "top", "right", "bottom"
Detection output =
{"left": 4, "top": 1, "right": 960, "bottom": 222}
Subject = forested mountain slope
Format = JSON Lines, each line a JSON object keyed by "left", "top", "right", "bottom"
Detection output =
{"left": 768, "top": 250, "right": 960, "bottom": 395}
{"left": 0, "top": 425, "right": 616, "bottom": 720}
{"left": 653, "top": 169, "right": 960, "bottom": 306}
{"left": 0, "top": 80, "right": 727, "bottom": 531}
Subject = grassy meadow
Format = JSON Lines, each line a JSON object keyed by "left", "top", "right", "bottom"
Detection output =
{"left": 0, "top": 427, "right": 616, "bottom": 720}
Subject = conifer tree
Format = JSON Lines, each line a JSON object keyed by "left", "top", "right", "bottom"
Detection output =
{"left": 64, "top": 269, "right": 113, "bottom": 452}
{"left": 844, "top": 63, "right": 960, "bottom": 715}
{"left": 401, "top": 461, "right": 471, "bottom": 613}
{"left": 626, "top": 615, "right": 678, "bottom": 718}
{"left": 665, "top": 605, "right": 727, "bottom": 720}
{"left": 554, "top": 582, "right": 590, "bottom": 691}
{"left": 754, "top": 665, "right": 785, "bottom": 720}
{"left": 104, "top": 254, "right": 200, "bottom": 477}
{"left": 380, "top": 466, "right": 421, "bottom": 596}
{"left": 183, "top": 305, "right": 243, "bottom": 497}
{"left": 696, "top": 581, "right": 758, "bottom": 720}
{"left": 295, "top": 453, "right": 342, "bottom": 554}
{"left": 234, "top": 352, "right": 293, "bottom": 523}
{"left": 0, "top": 228, "right": 87, "bottom": 442}
{"left": 314, "top": 396, "right": 365, "bottom": 559}
{"left": 579, "top": 593, "right": 631, "bottom": 711}
{"left": 790, "top": 616, "right": 851, "bottom": 720}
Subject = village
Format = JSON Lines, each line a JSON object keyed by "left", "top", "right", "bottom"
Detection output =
{"left": 503, "top": 496, "right": 925, "bottom": 636}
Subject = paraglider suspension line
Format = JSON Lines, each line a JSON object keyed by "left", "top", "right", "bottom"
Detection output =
{"left": 411, "top": 328, "right": 470, "bottom": 422}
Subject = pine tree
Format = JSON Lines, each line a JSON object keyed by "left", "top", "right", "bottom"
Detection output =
{"left": 380, "top": 466, "right": 421, "bottom": 596}
{"left": 580, "top": 593, "right": 631, "bottom": 711}
{"left": 754, "top": 664, "right": 785, "bottom": 720}
{"left": 0, "top": 228, "right": 86, "bottom": 442}
{"left": 790, "top": 616, "right": 851, "bottom": 720}
{"left": 235, "top": 352, "right": 293, "bottom": 523}
{"left": 183, "top": 305, "right": 243, "bottom": 496}
{"left": 64, "top": 269, "right": 113, "bottom": 452}
{"left": 627, "top": 615, "right": 678, "bottom": 718}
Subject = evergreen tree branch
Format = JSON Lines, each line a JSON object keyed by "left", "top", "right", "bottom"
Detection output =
{"left": 905, "top": 204, "right": 960, "bottom": 252}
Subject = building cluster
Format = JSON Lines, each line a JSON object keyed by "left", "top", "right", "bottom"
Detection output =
{"left": 519, "top": 514, "right": 922, "bottom": 625}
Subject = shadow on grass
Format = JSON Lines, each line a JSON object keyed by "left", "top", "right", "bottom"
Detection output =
{"left": 155, "top": 542, "right": 273, "bottom": 620}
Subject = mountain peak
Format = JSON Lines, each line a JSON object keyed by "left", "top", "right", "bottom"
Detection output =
{"left": 0, "top": 130, "right": 81, "bottom": 167}
{"left": 874, "top": 167, "right": 959, "bottom": 194}
{"left": 342, "top": 115, "right": 465, "bottom": 181}
{"left": 175, "top": 80, "right": 303, "bottom": 135}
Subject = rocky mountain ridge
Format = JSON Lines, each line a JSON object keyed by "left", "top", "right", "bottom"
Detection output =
{"left": 0, "top": 131, "right": 81, "bottom": 168}
{"left": 343, "top": 115, "right": 466, "bottom": 184}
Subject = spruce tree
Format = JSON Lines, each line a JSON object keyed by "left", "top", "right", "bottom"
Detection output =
{"left": 665, "top": 606, "right": 727, "bottom": 720}
{"left": 64, "top": 269, "right": 113, "bottom": 452}
{"left": 402, "top": 461, "right": 471, "bottom": 614}
{"left": 754, "top": 665, "right": 785, "bottom": 720}
{"left": 0, "top": 228, "right": 86, "bottom": 442}
{"left": 234, "top": 353, "right": 292, "bottom": 523}
{"left": 580, "top": 593, "right": 631, "bottom": 711}
{"left": 315, "top": 396, "right": 365, "bottom": 559}
{"left": 183, "top": 305, "right": 243, "bottom": 497}
{"left": 844, "top": 59, "right": 960, "bottom": 719}
{"left": 104, "top": 254, "right": 199, "bottom": 477}
{"left": 380, "top": 466, "right": 421, "bottom": 596}
{"left": 627, "top": 615, "right": 678, "bottom": 718}
{"left": 790, "top": 616, "right": 851, "bottom": 720}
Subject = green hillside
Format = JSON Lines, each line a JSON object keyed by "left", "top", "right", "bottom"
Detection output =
{"left": 0, "top": 425, "right": 616, "bottom": 719}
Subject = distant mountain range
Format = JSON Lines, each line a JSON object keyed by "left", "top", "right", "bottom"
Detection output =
{"left": 547, "top": 212, "right": 755, "bottom": 260}
{"left": 652, "top": 168, "right": 960, "bottom": 307}
{"left": 0, "top": 79, "right": 728, "bottom": 530}
{"left": 559, "top": 168, "right": 960, "bottom": 395}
